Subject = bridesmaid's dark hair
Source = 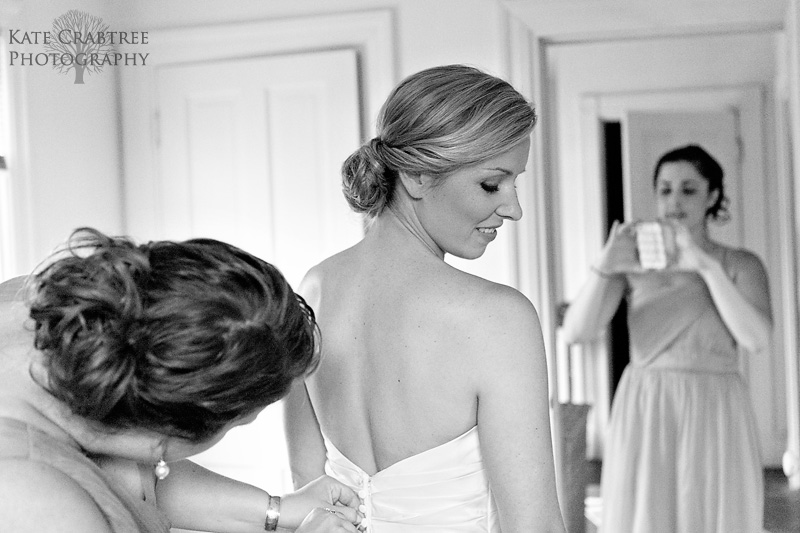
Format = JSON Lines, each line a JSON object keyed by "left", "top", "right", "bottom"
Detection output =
{"left": 653, "top": 144, "right": 729, "bottom": 222}
{"left": 27, "top": 228, "right": 318, "bottom": 443}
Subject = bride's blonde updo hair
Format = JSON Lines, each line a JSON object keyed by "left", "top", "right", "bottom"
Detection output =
{"left": 342, "top": 64, "right": 537, "bottom": 218}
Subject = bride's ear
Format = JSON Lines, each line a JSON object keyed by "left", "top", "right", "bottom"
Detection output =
{"left": 397, "top": 171, "right": 435, "bottom": 200}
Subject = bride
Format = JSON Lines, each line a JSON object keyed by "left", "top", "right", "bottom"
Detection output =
{"left": 284, "top": 64, "right": 565, "bottom": 532}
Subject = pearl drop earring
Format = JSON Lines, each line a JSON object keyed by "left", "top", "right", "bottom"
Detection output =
{"left": 154, "top": 458, "right": 170, "bottom": 480}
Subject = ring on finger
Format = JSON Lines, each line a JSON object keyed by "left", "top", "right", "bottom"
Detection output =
{"left": 324, "top": 507, "right": 337, "bottom": 515}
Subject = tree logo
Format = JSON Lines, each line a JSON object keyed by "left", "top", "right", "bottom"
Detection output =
{"left": 44, "top": 10, "right": 114, "bottom": 84}
{"left": 6, "top": 10, "right": 150, "bottom": 84}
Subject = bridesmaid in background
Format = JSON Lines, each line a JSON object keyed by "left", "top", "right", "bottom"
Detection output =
{"left": 284, "top": 65, "right": 565, "bottom": 532}
{"left": 562, "top": 144, "right": 772, "bottom": 533}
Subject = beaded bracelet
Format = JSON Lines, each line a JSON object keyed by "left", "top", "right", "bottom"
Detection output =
{"left": 264, "top": 495, "right": 281, "bottom": 531}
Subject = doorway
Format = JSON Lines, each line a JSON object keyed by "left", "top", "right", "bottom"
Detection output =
{"left": 601, "top": 121, "right": 630, "bottom": 400}
{"left": 585, "top": 99, "right": 786, "bottom": 466}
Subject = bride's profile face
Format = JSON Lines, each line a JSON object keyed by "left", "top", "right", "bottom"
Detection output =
{"left": 416, "top": 138, "right": 530, "bottom": 259}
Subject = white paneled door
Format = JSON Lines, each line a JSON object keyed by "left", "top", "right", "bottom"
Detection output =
{"left": 155, "top": 48, "right": 363, "bottom": 288}
{"left": 152, "top": 49, "right": 363, "bottom": 493}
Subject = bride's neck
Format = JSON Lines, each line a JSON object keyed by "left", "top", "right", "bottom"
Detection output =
{"left": 367, "top": 206, "right": 444, "bottom": 260}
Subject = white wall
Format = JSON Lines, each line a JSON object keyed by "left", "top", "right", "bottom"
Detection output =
{"left": 3, "top": 0, "right": 521, "bottom": 285}
{"left": 112, "top": 0, "right": 507, "bottom": 77}
{"left": 2, "top": 0, "right": 123, "bottom": 276}
{"left": 552, "top": 32, "right": 777, "bottom": 298}
{"left": 113, "top": 0, "right": 519, "bottom": 285}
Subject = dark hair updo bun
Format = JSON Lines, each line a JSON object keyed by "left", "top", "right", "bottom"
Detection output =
{"left": 28, "top": 227, "right": 319, "bottom": 443}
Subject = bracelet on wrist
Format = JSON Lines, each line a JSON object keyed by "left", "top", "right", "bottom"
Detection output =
{"left": 590, "top": 265, "right": 615, "bottom": 279}
{"left": 264, "top": 495, "right": 281, "bottom": 531}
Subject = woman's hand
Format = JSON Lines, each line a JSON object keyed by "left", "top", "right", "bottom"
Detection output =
{"left": 595, "top": 220, "right": 640, "bottom": 275}
{"left": 296, "top": 507, "right": 360, "bottom": 532}
{"left": 665, "top": 221, "right": 716, "bottom": 272}
{"left": 281, "top": 475, "right": 363, "bottom": 530}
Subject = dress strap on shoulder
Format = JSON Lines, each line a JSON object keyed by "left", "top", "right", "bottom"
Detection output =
{"left": 719, "top": 245, "right": 736, "bottom": 279}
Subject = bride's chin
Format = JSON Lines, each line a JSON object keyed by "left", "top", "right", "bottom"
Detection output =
{"left": 452, "top": 248, "right": 487, "bottom": 260}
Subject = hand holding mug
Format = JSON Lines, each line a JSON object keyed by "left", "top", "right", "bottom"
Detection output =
{"left": 662, "top": 220, "right": 715, "bottom": 273}
{"left": 595, "top": 220, "right": 641, "bottom": 275}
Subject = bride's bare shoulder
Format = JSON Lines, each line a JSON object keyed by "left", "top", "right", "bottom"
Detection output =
{"left": 430, "top": 267, "right": 541, "bottom": 334}
{"left": 297, "top": 246, "right": 362, "bottom": 305}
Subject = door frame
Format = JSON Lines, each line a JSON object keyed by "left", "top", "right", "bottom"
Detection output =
{"left": 0, "top": 0, "right": 35, "bottom": 278}
{"left": 777, "top": 0, "right": 800, "bottom": 488}
{"left": 119, "top": 10, "right": 396, "bottom": 239}
{"left": 577, "top": 87, "right": 788, "bottom": 465}
{"left": 504, "top": 0, "right": 798, "bottom": 483}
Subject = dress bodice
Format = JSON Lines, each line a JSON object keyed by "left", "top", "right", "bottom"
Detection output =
{"left": 323, "top": 426, "right": 500, "bottom": 532}
{"left": 625, "top": 269, "right": 739, "bottom": 373}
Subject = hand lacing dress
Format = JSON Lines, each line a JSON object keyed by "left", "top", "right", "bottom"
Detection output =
{"left": 601, "top": 262, "right": 764, "bottom": 533}
{"left": 323, "top": 426, "right": 502, "bottom": 532}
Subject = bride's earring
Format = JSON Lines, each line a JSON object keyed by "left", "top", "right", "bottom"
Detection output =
{"left": 154, "top": 458, "right": 170, "bottom": 480}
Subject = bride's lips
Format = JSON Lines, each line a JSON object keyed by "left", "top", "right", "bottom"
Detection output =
{"left": 477, "top": 226, "right": 499, "bottom": 240}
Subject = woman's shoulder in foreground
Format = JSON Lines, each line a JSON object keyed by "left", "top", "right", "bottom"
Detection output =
{"left": 0, "top": 458, "right": 112, "bottom": 532}
{"left": 0, "top": 276, "right": 34, "bottom": 348}
{"left": 0, "top": 276, "right": 27, "bottom": 303}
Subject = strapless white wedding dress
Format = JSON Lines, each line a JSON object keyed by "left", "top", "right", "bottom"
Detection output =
{"left": 323, "top": 426, "right": 501, "bottom": 532}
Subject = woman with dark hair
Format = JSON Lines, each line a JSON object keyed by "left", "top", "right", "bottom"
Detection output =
{"left": 0, "top": 228, "right": 362, "bottom": 532}
{"left": 562, "top": 144, "right": 772, "bottom": 532}
{"left": 284, "top": 65, "right": 565, "bottom": 532}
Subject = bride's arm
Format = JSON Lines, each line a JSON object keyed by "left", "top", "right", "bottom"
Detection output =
{"left": 473, "top": 285, "right": 565, "bottom": 533}
{"left": 284, "top": 267, "right": 328, "bottom": 490}
{"left": 284, "top": 379, "right": 327, "bottom": 489}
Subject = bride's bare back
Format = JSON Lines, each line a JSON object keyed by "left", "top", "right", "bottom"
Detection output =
{"left": 303, "top": 238, "right": 489, "bottom": 474}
